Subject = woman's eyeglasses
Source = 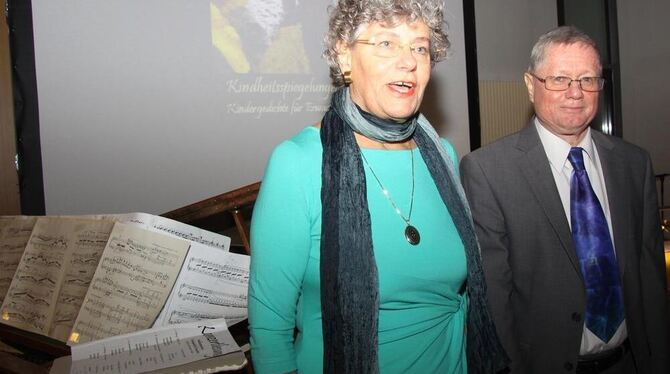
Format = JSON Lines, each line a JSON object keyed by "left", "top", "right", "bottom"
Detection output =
{"left": 354, "top": 38, "right": 431, "bottom": 60}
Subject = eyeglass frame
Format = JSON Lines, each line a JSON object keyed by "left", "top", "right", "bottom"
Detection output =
{"left": 528, "top": 72, "right": 605, "bottom": 92}
{"left": 354, "top": 38, "right": 431, "bottom": 60}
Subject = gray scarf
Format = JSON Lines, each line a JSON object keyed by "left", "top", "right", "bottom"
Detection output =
{"left": 320, "top": 87, "right": 508, "bottom": 374}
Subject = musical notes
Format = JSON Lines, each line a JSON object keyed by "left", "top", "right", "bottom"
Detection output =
{"left": 152, "top": 224, "right": 230, "bottom": 251}
{"left": 89, "top": 276, "right": 163, "bottom": 309}
{"left": 0, "top": 217, "right": 114, "bottom": 340}
{"left": 7, "top": 287, "right": 53, "bottom": 306}
{"left": 167, "top": 310, "right": 223, "bottom": 324}
{"left": 152, "top": 243, "right": 249, "bottom": 327}
{"left": 16, "top": 274, "right": 57, "bottom": 286}
{"left": 70, "top": 320, "right": 124, "bottom": 342}
{"left": 80, "top": 299, "right": 153, "bottom": 329}
{"left": 187, "top": 258, "right": 249, "bottom": 285}
{"left": 21, "top": 253, "right": 64, "bottom": 268}
{"left": 69, "top": 222, "right": 190, "bottom": 345}
{"left": 0, "top": 216, "right": 37, "bottom": 305}
{"left": 98, "top": 257, "right": 172, "bottom": 288}
{"left": 0, "top": 213, "right": 242, "bottom": 348}
{"left": 177, "top": 284, "right": 247, "bottom": 308}
{"left": 2, "top": 300, "right": 48, "bottom": 331}
{"left": 65, "top": 212, "right": 231, "bottom": 252}
{"left": 110, "top": 212, "right": 231, "bottom": 251}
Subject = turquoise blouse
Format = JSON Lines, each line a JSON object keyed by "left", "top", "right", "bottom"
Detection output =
{"left": 248, "top": 126, "right": 468, "bottom": 373}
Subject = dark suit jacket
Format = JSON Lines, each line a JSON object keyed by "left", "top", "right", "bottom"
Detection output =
{"left": 460, "top": 121, "right": 669, "bottom": 373}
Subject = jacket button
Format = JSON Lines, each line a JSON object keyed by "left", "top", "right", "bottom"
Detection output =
{"left": 571, "top": 312, "right": 582, "bottom": 322}
{"left": 564, "top": 361, "right": 574, "bottom": 371}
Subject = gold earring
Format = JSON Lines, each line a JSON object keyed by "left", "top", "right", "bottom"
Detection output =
{"left": 343, "top": 70, "right": 352, "bottom": 85}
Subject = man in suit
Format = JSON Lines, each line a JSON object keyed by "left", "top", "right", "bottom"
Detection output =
{"left": 460, "top": 26, "right": 668, "bottom": 373}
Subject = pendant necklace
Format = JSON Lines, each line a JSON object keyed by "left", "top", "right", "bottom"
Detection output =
{"left": 360, "top": 147, "right": 420, "bottom": 245}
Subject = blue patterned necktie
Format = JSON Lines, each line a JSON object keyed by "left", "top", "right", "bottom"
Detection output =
{"left": 568, "top": 147, "right": 624, "bottom": 342}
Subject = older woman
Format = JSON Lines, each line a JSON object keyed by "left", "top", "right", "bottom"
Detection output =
{"left": 248, "top": 1, "right": 507, "bottom": 373}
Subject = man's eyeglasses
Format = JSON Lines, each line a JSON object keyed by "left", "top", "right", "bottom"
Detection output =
{"left": 354, "top": 38, "right": 431, "bottom": 60}
{"left": 529, "top": 72, "right": 605, "bottom": 92}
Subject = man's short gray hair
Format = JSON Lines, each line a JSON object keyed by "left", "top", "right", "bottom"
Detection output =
{"left": 528, "top": 25, "right": 602, "bottom": 74}
{"left": 323, "top": 0, "right": 450, "bottom": 87}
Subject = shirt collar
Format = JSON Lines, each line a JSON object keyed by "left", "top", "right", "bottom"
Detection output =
{"left": 534, "top": 118, "right": 595, "bottom": 171}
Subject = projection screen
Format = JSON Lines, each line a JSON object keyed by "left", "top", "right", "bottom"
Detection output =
{"left": 32, "top": 0, "right": 470, "bottom": 215}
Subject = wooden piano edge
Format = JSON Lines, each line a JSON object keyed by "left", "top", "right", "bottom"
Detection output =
{"left": 0, "top": 323, "right": 69, "bottom": 357}
{"left": 0, "top": 323, "right": 69, "bottom": 374}
{"left": 162, "top": 182, "right": 261, "bottom": 223}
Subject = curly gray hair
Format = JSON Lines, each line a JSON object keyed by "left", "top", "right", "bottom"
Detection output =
{"left": 529, "top": 25, "right": 602, "bottom": 74}
{"left": 323, "top": 0, "right": 450, "bottom": 86}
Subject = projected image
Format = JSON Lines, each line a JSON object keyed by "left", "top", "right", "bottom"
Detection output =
{"left": 211, "top": 0, "right": 312, "bottom": 74}
{"left": 210, "top": 0, "right": 334, "bottom": 119}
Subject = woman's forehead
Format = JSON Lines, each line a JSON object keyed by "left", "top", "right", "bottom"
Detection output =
{"left": 353, "top": 20, "right": 429, "bottom": 39}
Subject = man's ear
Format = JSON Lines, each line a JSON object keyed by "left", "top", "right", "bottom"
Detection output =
{"left": 336, "top": 40, "right": 352, "bottom": 73}
{"left": 523, "top": 72, "right": 535, "bottom": 103}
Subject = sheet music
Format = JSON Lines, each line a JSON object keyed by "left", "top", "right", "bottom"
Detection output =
{"left": 0, "top": 216, "right": 37, "bottom": 305}
{"left": 86, "top": 212, "right": 231, "bottom": 251}
{"left": 69, "top": 222, "right": 190, "bottom": 345}
{"left": 49, "top": 219, "right": 116, "bottom": 341}
{"left": 96, "top": 213, "right": 245, "bottom": 326}
{"left": 0, "top": 217, "right": 114, "bottom": 338}
{"left": 153, "top": 243, "right": 249, "bottom": 327}
{"left": 68, "top": 318, "right": 241, "bottom": 374}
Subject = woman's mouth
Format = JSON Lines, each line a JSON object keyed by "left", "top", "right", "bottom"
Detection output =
{"left": 388, "top": 81, "right": 416, "bottom": 95}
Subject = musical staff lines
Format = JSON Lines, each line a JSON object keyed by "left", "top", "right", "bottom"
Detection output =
{"left": 167, "top": 310, "right": 223, "bottom": 324}
{"left": 70, "top": 222, "right": 189, "bottom": 345}
{"left": 71, "top": 320, "right": 124, "bottom": 343}
{"left": 99, "top": 212, "right": 231, "bottom": 252}
{"left": 153, "top": 225, "right": 229, "bottom": 251}
{"left": 0, "top": 216, "right": 36, "bottom": 305}
{"left": 80, "top": 300, "right": 153, "bottom": 331}
{"left": 21, "top": 253, "right": 64, "bottom": 268}
{"left": 98, "top": 256, "right": 171, "bottom": 288}
{"left": 177, "top": 284, "right": 247, "bottom": 308}
{"left": 3, "top": 300, "right": 48, "bottom": 331}
{"left": 75, "top": 230, "right": 111, "bottom": 248}
{"left": 16, "top": 274, "right": 58, "bottom": 287}
{"left": 8, "top": 287, "right": 53, "bottom": 306}
{"left": 1, "top": 217, "right": 71, "bottom": 334}
{"left": 186, "top": 257, "right": 249, "bottom": 285}
{"left": 0, "top": 217, "right": 114, "bottom": 340}
{"left": 152, "top": 246, "right": 249, "bottom": 327}
{"left": 91, "top": 276, "right": 163, "bottom": 309}
{"left": 107, "top": 237, "right": 182, "bottom": 268}
{"left": 0, "top": 213, "right": 242, "bottom": 347}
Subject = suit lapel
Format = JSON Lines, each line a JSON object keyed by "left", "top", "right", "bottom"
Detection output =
{"left": 592, "top": 131, "right": 628, "bottom": 276}
{"left": 515, "top": 122, "right": 582, "bottom": 274}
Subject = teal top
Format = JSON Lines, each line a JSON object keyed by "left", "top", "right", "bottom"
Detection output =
{"left": 248, "top": 126, "right": 468, "bottom": 374}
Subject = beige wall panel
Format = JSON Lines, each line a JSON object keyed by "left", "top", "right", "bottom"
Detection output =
{"left": 478, "top": 80, "right": 534, "bottom": 146}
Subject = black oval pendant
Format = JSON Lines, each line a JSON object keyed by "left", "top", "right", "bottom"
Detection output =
{"left": 405, "top": 225, "right": 420, "bottom": 245}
